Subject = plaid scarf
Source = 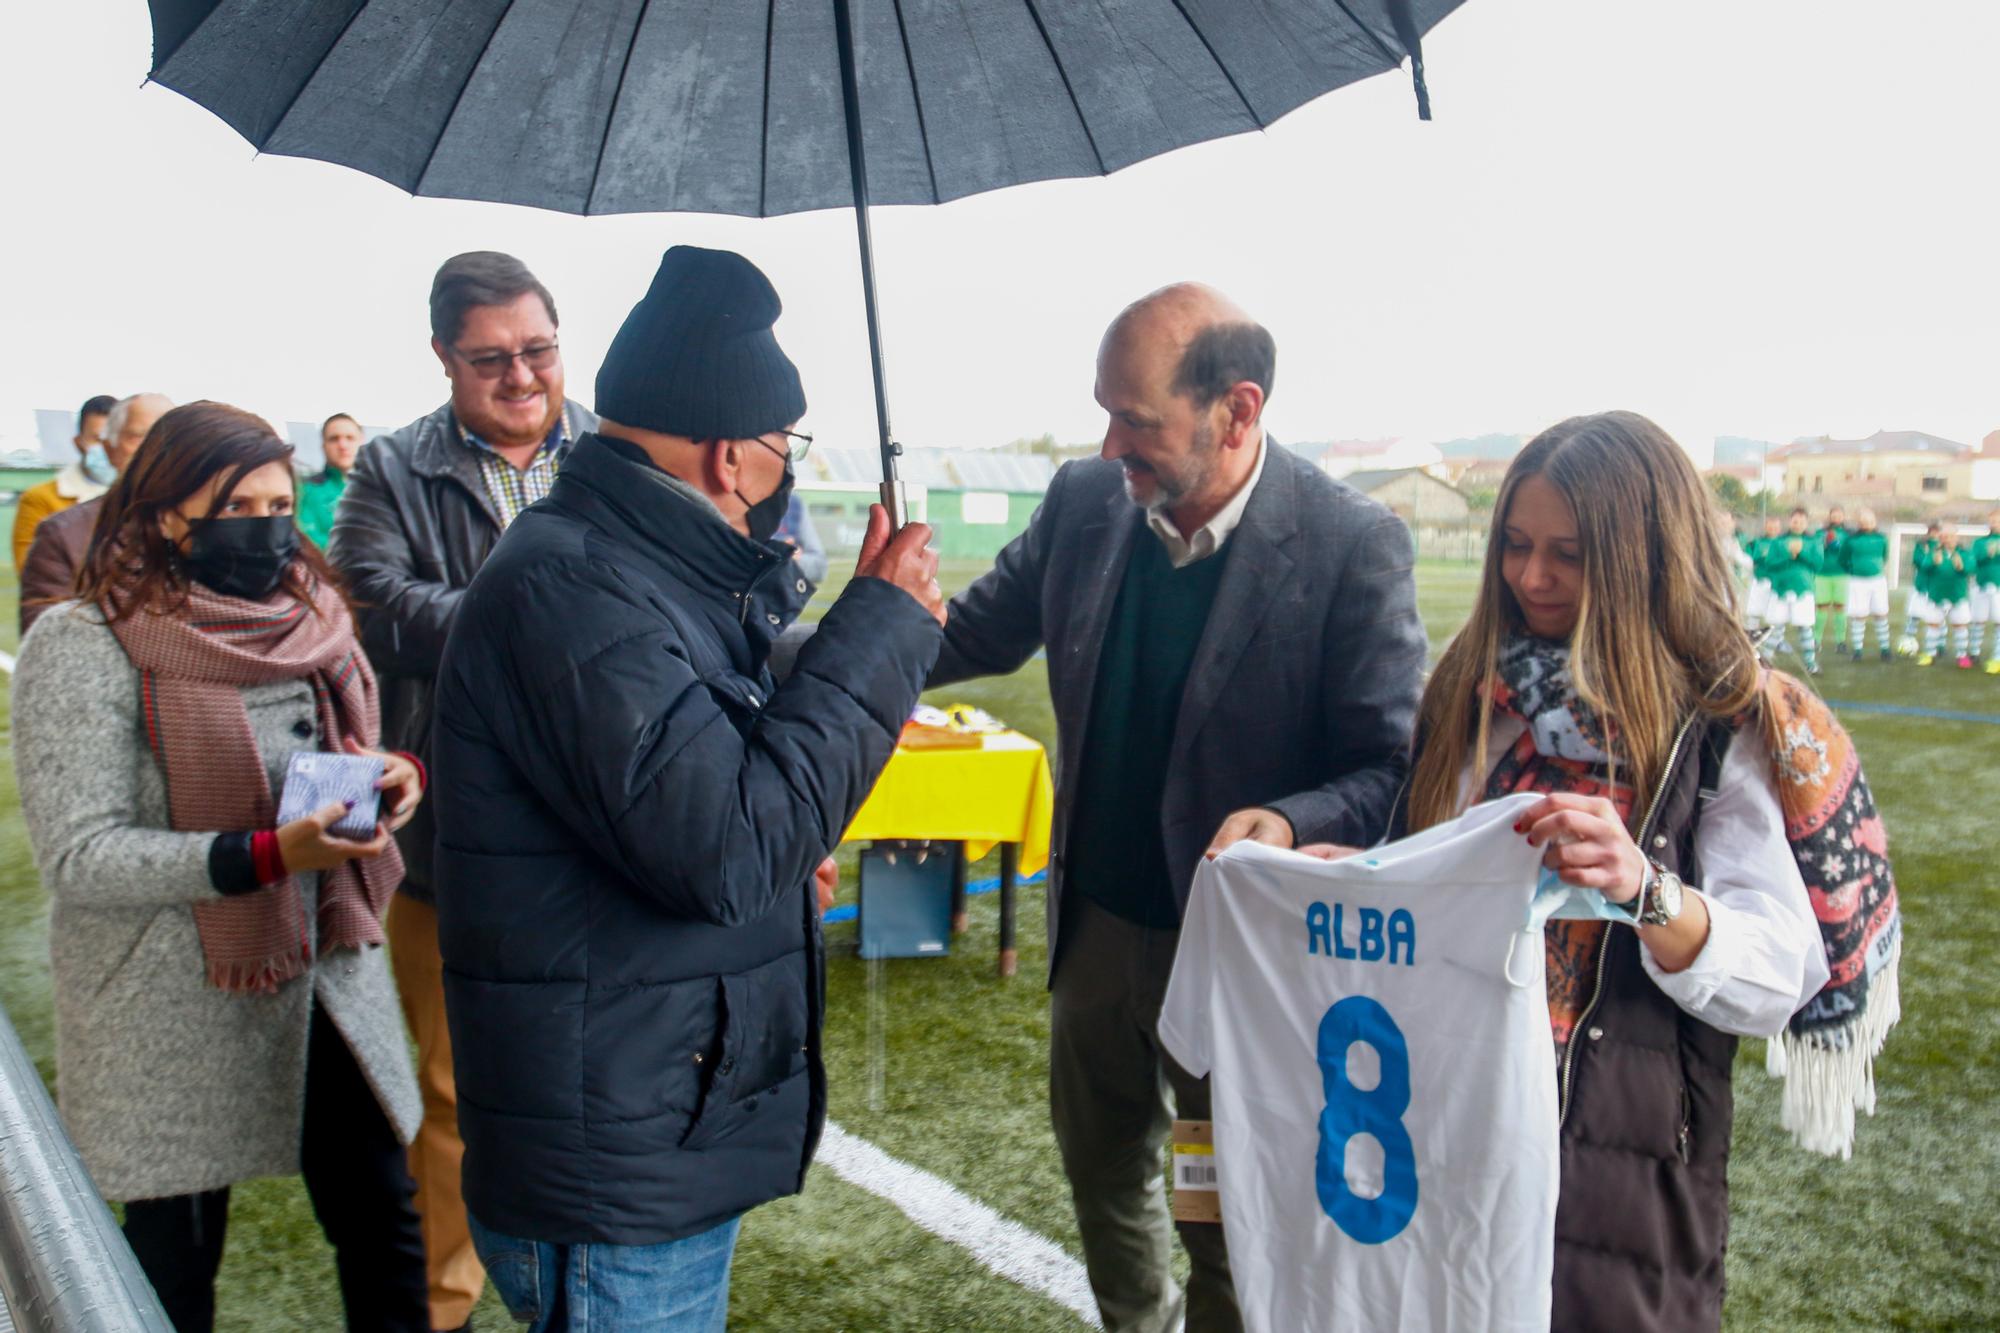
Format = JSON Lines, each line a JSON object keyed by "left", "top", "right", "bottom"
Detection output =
{"left": 1483, "top": 636, "right": 1903, "bottom": 1157}
{"left": 1482, "top": 636, "right": 1636, "bottom": 1069}
{"left": 107, "top": 574, "right": 402, "bottom": 994}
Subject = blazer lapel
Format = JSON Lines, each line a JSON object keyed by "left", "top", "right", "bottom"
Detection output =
{"left": 1169, "top": 440, "right": 1300, "bottom": 766}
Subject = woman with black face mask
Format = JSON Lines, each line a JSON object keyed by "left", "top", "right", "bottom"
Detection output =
{"left": 11, "top": 401, "right": 433, "bottom": 1333}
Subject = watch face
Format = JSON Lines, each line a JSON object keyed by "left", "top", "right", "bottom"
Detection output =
{"left": 1648, "top": 869, "right": 1684, "bottom": 924}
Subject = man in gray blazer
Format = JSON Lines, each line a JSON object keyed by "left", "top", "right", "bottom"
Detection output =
{"left": 931, "top": 284, "right": 1427, "bottom": 1333}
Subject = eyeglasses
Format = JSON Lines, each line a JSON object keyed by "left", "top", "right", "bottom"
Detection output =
{"left": 758, "top": 429, "right": 814, "bottom": 464}
{"left": 451, "top": 340, "right": 561, "bottom": 379}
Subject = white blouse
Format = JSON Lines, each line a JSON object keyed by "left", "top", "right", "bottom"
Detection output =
{"left": 1463, "top": 715, "right": 1830, "bottom": 1038}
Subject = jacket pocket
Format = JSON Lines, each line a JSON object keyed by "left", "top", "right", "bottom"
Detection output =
{"left": 678, "top": 955, "right": 810, "bottom": 1150}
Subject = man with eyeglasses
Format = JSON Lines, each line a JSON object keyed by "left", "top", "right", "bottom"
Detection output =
{"left": 328, "top": 250, "right": 596, "bottom": 1333}
{"left": 430, "top": 246, "right": 944, "bottom": 1328}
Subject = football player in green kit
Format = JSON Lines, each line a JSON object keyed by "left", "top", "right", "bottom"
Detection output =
{"left": 1901, "top": 520, "right": 1941, "bottom": 650}
{"left": 1840, "top": 507, "right": 1891, "bottom": 660}
{"left": 1746, "top": 512, "right": 1784, "bottom": 642}
{"left": 1815, "top": 505, "right": 1849, "bottom": 653}
{"left": 1919, "top": 522, "right": 1973, "bottom": 668}
{"left": 1770, "top": 507, "right": 1823, "bottom": 673}
{"left": 1968, "top": 509, "right": 2000, "bottom": 674}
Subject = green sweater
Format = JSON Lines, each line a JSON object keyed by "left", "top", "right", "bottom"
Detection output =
{"left": 1926, "top": 544, "right": 1973, "bottom": 603}
{"left": 1814, "top": 526, "right": 1847, "bottom": 575}
{"left": 1065, "top": 531, "right": 1229, "bottom": 927}
{"left": 1750, "top": 535, "right": 1787, "bottom": 581}
{"left": 1969, "top": 532, "right": 2000, "bottom": 589}
{"left": 1840, "top": 529, "right": 1888, "bottom": 578}
{"left": 297, "top": 467, "right": 348, "bottom": 550}
{"left": 1909, "top": 538, "right": 1940, "bottom": 597}
{"left": 1766, "top": 532, "right": 1820, "bottom": 596}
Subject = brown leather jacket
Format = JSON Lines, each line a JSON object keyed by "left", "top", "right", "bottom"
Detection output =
{"left": 18, "top": 498, "right": 100, "bottom": 635}
{"left": 325, "top": 399, "right": 596, "bottom": 900}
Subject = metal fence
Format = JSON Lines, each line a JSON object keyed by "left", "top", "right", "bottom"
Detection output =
{"left": 0, "top": 999, "right": 172, "bottom": 1332}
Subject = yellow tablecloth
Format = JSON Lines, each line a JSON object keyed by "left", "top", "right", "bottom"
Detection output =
{"left": 842, "top": 731, "right": 1054, "bottom": 878}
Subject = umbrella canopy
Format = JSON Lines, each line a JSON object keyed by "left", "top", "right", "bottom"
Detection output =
{"left": 145, "top": 0, "right": 1467, "bottom": 512}
{"left": 147, "top": 0, "right": 1461, "bottom": 218}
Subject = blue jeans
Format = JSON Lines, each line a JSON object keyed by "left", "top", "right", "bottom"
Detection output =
{"left": 468, "top": 1213, "right": 742, "bottom": 1332}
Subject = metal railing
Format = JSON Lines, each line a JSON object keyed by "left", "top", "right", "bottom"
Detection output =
{"left": 0, "top": 998, "right": 172, "bottom": 1332}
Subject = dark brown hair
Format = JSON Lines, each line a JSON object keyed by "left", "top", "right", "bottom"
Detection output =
{"left": 77, "top": 401, "right": 346, "bottom": 624}
{"left": 429, "top": 251, "right": 558, "bottom": 346}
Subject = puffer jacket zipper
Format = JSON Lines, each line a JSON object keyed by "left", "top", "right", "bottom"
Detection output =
{"left": 1558, "top": 712, "right": 1700, "bottom": 1127}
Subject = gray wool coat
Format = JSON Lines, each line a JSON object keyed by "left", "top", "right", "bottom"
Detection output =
{"left": 10, "top": 603, "right": 421, "bottom": 1203}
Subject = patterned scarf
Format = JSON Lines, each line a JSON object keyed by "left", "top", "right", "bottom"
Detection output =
{"left": 1757, "top": 671, "right": 1902, "bottom": 1159}
{"left": 107, "top": 573, "right": 402, "bottom": 994}
{"left": 1482, "top": 636, "right": 1904, "bottom": 1157}
{"left": 1481, "top": 635, "right": 1634, "bottom": 1068}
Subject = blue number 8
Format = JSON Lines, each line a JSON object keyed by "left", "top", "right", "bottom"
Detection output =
{"left": 1315, "top": 995, "right": 1418, "bottom": 1244}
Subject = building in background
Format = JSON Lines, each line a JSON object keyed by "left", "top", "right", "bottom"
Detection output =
{"left": 1775, "top": 430, "right": 1974, "bottom": 500}
{"left": 796, "top": 446, "right": 1054, "bottom": 561}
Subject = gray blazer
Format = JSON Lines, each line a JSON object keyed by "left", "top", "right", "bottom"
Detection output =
{"left": 11, "top": 604, "right": 420, "bottom": 1202}
{"left": 931, "top": 441, "right": 1427, "bottom": 966}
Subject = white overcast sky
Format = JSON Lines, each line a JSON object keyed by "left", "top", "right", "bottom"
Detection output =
{"left": 2, "top": 0, "right": 1996, "bottom": 467}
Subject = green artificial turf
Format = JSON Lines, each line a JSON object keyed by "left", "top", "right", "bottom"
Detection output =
{"left": 0, "top": 547, "right": 1993, "bottom": 1329}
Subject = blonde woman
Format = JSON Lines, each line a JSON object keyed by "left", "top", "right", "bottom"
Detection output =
{"left": 1386, "top": 412, "right": 1854, "bottom": 1330}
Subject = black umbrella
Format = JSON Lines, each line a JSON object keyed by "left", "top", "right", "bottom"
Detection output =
{"left": 146, "top": 0, "right": 1465, "bottom": 520}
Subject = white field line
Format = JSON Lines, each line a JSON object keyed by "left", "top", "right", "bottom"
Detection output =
{"left": 818, "top": 1120, "right": 1101, "bottom": 1328}
{"left": 0, "top": 648, "right": 13, "bottom": 675}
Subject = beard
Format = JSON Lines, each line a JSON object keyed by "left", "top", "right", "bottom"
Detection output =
{"left": 1123, "top": 418, "right": 1220, "bottom": 511}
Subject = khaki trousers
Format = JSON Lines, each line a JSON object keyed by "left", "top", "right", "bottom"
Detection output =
{"left": 387, "top": 894, "right": 486, "bottom": 1330}
{"left": 1049, "top": 895, "right": 1242, "bottom": 1333}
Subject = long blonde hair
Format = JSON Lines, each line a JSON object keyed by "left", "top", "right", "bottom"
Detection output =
{"left": 1408, "top": 411, "right": 1766, "bottom": 831}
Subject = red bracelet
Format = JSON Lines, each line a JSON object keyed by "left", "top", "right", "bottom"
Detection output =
{"left": 251, "top": 830, "right": 287, "bottom": 884}
{"left": 394, "top": 750, "right": 427, "bottom": 792}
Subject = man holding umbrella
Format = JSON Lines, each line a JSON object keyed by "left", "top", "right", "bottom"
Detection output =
{"left": 931, "top": 283, "right": 1427, "bottom": 1332}
{"left": 430, "top": 246, "right": 945, "bottom": 1329}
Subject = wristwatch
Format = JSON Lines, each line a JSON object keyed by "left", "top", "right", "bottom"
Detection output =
{"left": 1636, "top": 857, "right": 1685, "bottom": 927}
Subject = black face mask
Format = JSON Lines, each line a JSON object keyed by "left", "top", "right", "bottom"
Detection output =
{"left": 185, "top": 515, "right": 300, "bottom": 600}
{"left": 736, "top": 460, "right": 795, "bottom": 544}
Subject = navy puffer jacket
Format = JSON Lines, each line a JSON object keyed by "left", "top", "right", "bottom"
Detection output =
{"left": 432, "top": 434, "right": 940, "bottom": 1245}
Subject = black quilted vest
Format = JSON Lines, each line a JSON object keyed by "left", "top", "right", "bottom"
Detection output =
{"left": 1551, "top": 717, "right": 1737, "bottom": 1332}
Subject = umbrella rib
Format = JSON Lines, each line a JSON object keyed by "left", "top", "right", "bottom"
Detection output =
{"left": 890, "top": 0, "right": 941, "bottom": 205}
{"left": 1165, "top": 0, "right": 1265, "bottom": 129}
{"left": 416, "top": 0, "right": 524, "bottom": 197}
{"left": 246, "top": 0, "right": 373, "bottom": 150}
{"left": 1020, "top": 1, "right": 1108, "bottom": 176}
{"left": 758, "top": 0, "right": 776, "bottom": 217}
{"left": 1327, "top": 0, "right": 1404, "bottom": 66}
{"left": 585, "top": 0, "right": 658, "bottom": 215}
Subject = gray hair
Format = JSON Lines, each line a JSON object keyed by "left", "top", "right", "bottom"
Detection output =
{"left": 103, "top": 393, "right": 173, "bottom": 442}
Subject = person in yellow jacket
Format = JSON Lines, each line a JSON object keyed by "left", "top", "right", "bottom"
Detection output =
{"left": 11, "top": 395, "right": 117, "bottom": 568}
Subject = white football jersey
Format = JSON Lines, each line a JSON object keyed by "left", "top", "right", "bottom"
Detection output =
{"left": 1158, "top": 793, "right": 1558, "bottom": 1333}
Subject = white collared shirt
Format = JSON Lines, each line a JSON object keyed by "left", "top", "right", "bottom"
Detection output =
{"left": 1144, "top": 432, "right": 1267, "bottom": 568}
{"left": 1462, "top": 715, "right": 1829, "bottom": 1037}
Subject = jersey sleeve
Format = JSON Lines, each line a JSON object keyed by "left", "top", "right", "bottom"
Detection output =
{"left": 1158, "top": 858, "right": 1221, "bottom": 1077}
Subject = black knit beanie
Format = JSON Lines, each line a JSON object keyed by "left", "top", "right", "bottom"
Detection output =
{"left": 595, "top": 246, "right": 806, "bottom": 440}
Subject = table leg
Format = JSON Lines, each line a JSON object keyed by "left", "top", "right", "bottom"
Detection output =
{"left": 950, "top": 843, "right": 969, "bottom": 935}
{"left": 998, "top": 843, "right": 1019, "bottom": 978}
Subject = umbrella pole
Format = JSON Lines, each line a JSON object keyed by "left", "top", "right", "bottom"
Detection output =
{"left": 832, "top": 0, "right": 907, "bottom": 527}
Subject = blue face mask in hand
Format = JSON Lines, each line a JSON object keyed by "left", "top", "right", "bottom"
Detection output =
{"left": 81, "top": 443, "right": 116, "bottom": 486}
{"left": 1505, "top": 868, "right": 1640, "bottom": 987}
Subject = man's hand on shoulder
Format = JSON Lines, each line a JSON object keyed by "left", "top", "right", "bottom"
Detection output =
{"left": 853, "top": 503, "right": 945, "bottom": 625}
